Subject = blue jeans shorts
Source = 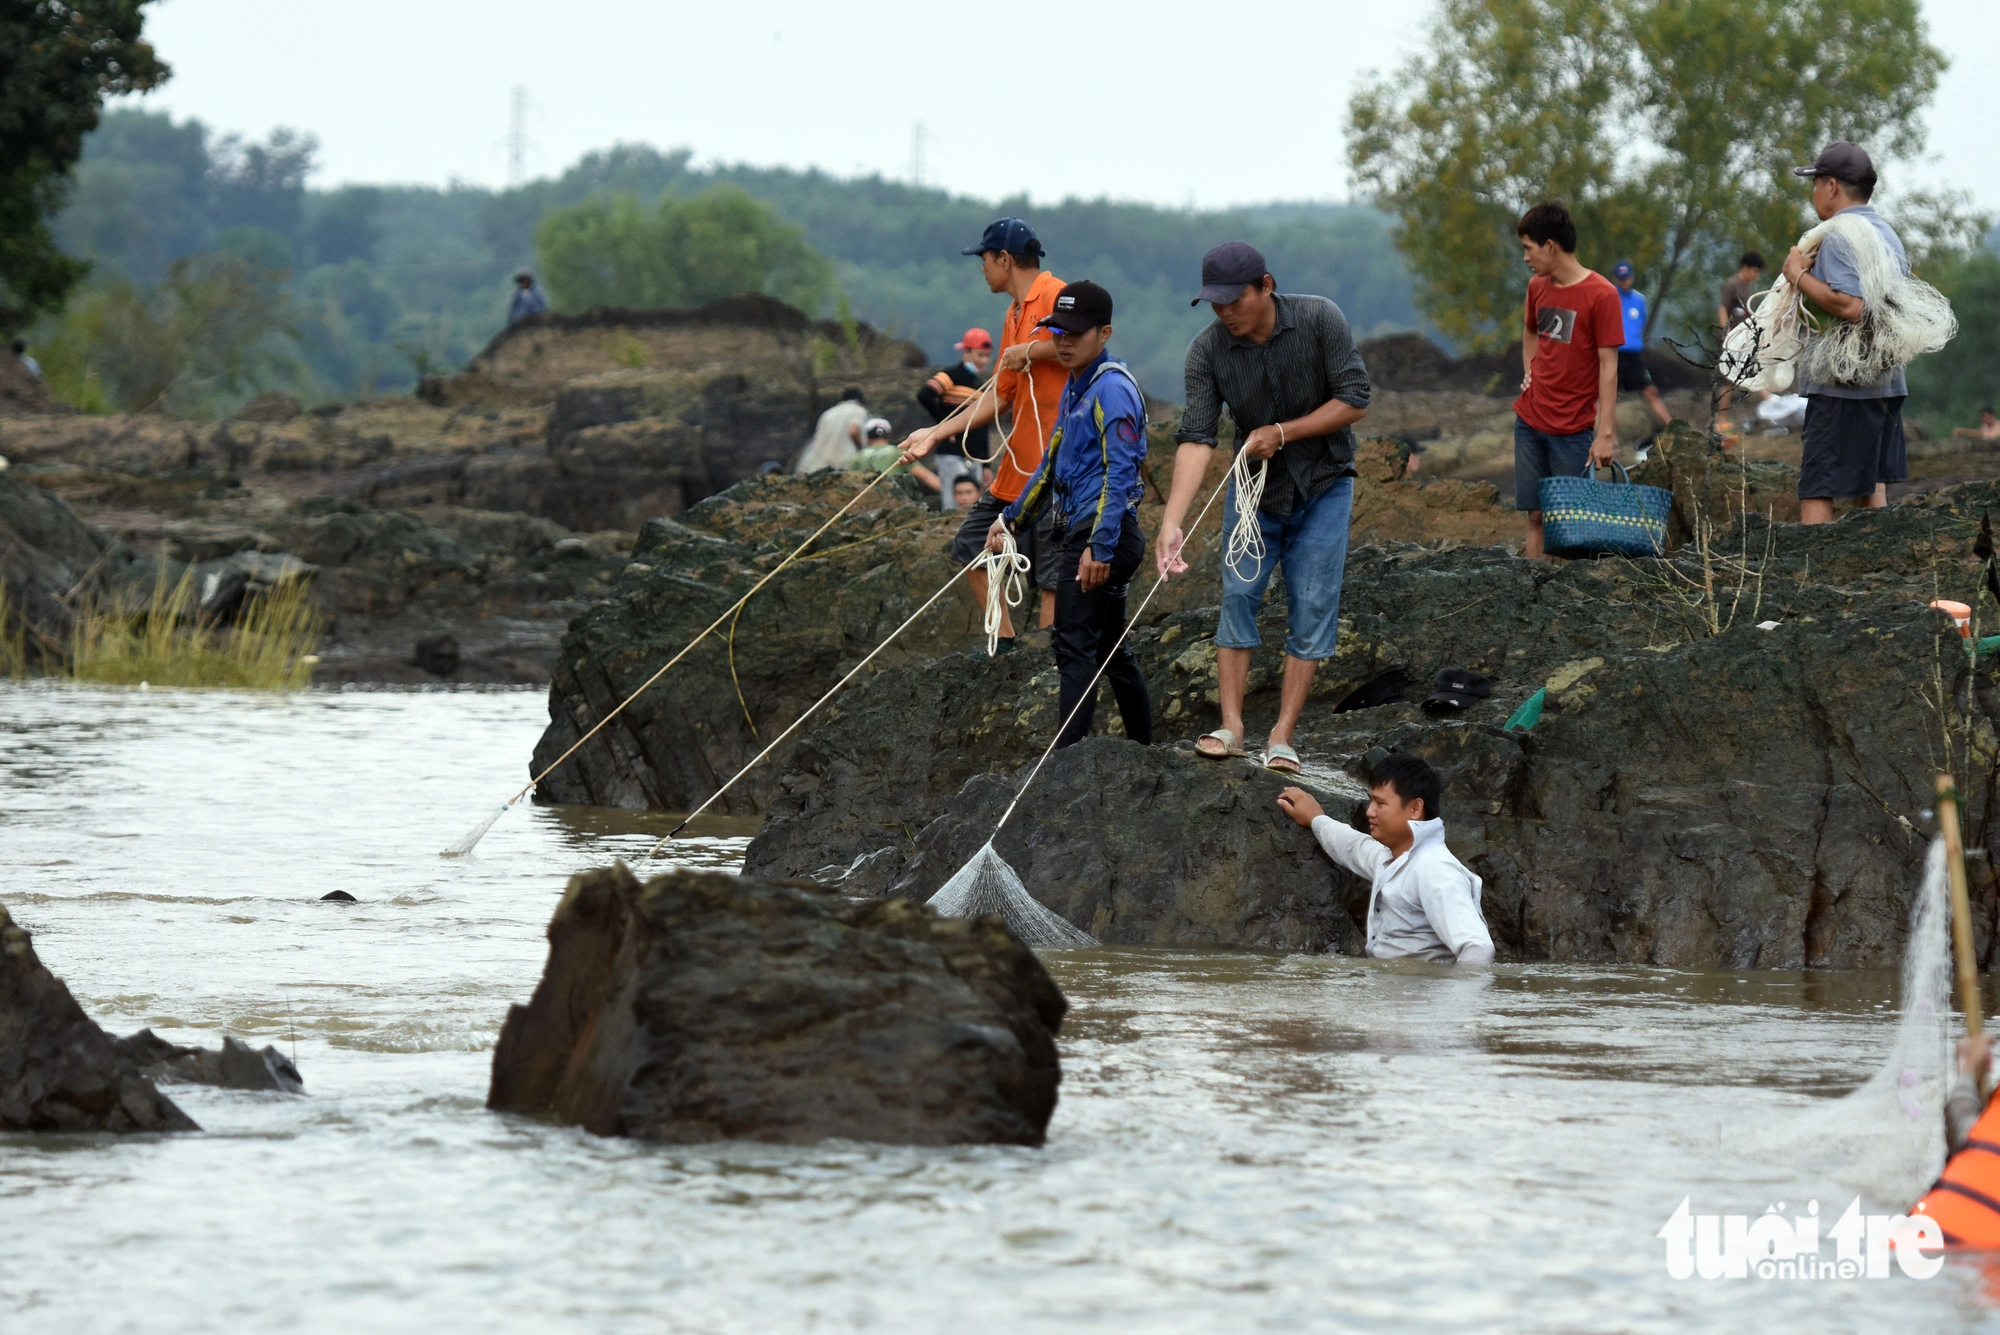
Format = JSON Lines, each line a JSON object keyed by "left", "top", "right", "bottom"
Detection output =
{"left": 1513, "top": 415, "right": 1596, "bottom": 512}
{"left": 1217, "top": 475, "right": 1353, "bottom": 660}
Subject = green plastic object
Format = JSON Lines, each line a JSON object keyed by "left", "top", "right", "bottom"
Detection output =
{"left": 1977, "top": 635, "right": 2000, "bottom": 657}
{"left": 1504, "top": 688, "right": 1547, "bottom": 733}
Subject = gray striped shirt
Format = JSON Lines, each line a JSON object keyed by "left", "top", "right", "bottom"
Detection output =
{"left": 1175, "top": 293, "right": 1373, "bottom": 517}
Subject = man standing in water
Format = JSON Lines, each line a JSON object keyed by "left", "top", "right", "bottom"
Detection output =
{"left": 1276, "top": 755, "right": 1494, "bottom": 964}
{"left": 1513, "top": 201, "right": 1622, "bottom": 559}
{"left": 1156, "top": 242, "right": 1371, "bottom": 774}
{"left": 901, "top": 219, "right": 1066, "bottom": 650}
{"left": 987, "top": 281, "right": 1151, "bottom": 748}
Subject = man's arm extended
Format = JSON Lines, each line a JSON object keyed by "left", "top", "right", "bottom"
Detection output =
{"left": 1591, "top": 345, "right": 1619, "bottom": 466}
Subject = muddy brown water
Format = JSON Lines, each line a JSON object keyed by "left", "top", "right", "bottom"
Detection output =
{"left": 3, "top": 684, "right": 1997, "bottom": 1332}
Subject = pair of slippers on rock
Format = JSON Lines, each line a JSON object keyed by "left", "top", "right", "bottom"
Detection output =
{"left": 1195, "top": 729, "right": 1300, "bottom": 774}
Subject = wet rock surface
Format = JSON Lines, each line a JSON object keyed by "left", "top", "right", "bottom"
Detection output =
{"left": 0, "top": 901, "right": 198, "bottom": 1133}
{"left": 487, "top": 864, "right": 1067, "bottom": 1146}
{"left": 115, "top": 1030, "right": 305, "bottom": 1094}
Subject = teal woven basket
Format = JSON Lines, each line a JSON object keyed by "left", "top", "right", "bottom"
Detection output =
{"left": 1538, "top": 461, "right": 1671, "bottom": 559}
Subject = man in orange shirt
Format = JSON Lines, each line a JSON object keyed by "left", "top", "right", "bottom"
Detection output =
{"left": 902, "top": 217, "right": 1065, "bottom": 649}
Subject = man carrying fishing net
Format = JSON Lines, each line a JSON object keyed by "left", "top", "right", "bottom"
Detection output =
{"left": 1154, "top": 242, "right": 1372, "bottom": 775}
{"left": 984, "top": 280, "right": 1152, "bottom": 749}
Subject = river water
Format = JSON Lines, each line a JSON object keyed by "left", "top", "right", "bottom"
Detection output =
{"left": 3, "top": 683, "right": 1998, "bottom": 1333}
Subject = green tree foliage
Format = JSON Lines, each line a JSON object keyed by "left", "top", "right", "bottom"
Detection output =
{"left": 39, "top": 246, "right": 294, "bottom": 414}
{"left": 0, "top": 0, "right": 167, "bottom": 327}
{"left": 1349, "top": 0, "right": 1947, "bottom": 350}
{"left": 1906, "top": 251, "right": 2000, "bottom": 434}
{"left": 534, "top": 185, "right": 834, "bottom": 314}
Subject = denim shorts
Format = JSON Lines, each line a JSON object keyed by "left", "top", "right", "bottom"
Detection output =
{"left": 1513, "top": 415, "right": 1596, "bottom": 511}
{"left": 1217, "top": 475, "right": 1353, "bottom": 660}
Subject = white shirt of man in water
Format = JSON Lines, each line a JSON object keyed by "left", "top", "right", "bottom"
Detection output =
{"left": 1278, "top": 771, "right": 1495, "bottom": 964}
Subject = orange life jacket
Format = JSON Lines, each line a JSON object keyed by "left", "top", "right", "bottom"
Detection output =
{"left": 1916, "top": 1088, "right": 2000, "bottom": 1248}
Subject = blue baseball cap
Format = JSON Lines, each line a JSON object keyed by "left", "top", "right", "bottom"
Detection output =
{"left": 1611, "top": 259, "right": 1635, "bottom": 279}
{"left": 962, "top": 217, "right": 1045, "bottom": 259}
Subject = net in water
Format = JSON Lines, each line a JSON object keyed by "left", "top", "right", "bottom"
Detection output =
{"left": 1740, "top": 838, "right": 1955, "bottom": 1205}
{"left": 926, "top": 841, "right": 1099, "bottom": 949}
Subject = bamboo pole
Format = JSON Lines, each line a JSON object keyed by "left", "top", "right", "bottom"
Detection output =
{"left": 1938, "top": 772, "right": 1984, "bottom": 1039}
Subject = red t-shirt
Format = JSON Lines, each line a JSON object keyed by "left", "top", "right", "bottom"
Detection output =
{"left": 1514, "top": 272, "right": 1623, "bottom": 436}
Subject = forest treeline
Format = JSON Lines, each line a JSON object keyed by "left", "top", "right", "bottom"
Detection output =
{"left": 37, "top": 112, "right": 1420, "bottom": 413}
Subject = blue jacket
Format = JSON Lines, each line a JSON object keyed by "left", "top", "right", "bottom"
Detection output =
{"left": 508, "top": 283, "right": 549, "bottom": 324}
{"left": 1003, "top": 353, "right": 1147, "bottom": 563}
{"left": 1618, "top": 287, "right": 1647, "bottom": 352}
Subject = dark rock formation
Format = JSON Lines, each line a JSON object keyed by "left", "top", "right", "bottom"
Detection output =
{"left": 0, "top": 472, "right": 124, "bottom": 667}
{"left": 737, "top": 441, "right": 2000, "bottom": 969}
{"left": 413, "top": 632, "right": 460, "bottom": 677}
{"left": 115, "top": 1030, "right": 304, "bottom": 1094}
{"left": 0, "top": 901, "right": 198, "bottom": 1132}
{"left": 488, "top": 864, "right": 1066, "bottom": 1146}
{"left": 319, "top": 890, "right": 357, "bottom": 903}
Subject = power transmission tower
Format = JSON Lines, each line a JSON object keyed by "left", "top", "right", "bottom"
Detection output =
{"left": 909, "top": 121, "right": 927, "bottom": 188}
{"left": 508, "top": 85, "right": 529, "bottom": 187}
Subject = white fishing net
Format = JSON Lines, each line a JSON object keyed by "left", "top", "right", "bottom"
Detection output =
{"left": 926, "top": 841, "right": 1099, "bottom": 949}
{"left": 1741, "top": 838, "right": 1955, "bottom": 1205}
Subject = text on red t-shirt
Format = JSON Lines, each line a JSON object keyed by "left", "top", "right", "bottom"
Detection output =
{"left": 1513, "top": 272, "right": 1622, "bottom": 437}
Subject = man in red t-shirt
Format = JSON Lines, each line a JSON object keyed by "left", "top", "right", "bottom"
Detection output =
{"left": 1512, "top": 201, "right": 1622, "bottom": 559}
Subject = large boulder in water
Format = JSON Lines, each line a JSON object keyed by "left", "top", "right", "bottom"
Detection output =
{"left": 0, "top": 901, "right": 197, "bottom": 1132}
{"left": 487, "top": 864, "right": 1067, "bottom": 1146}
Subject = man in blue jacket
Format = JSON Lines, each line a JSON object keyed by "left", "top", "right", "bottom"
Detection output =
{"left": 985, "top": 280, "right": 1152, "bottom": 749}
{"left": 1609, "top": 260, "right": 1671, "bottom": 430}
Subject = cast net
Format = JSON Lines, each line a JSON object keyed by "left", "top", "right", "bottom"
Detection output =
{"left": 925, "top": 840, "right": 1099, "bottom": 949}
{"left": 1740, "top": 838, "right": 1955, "bottom": 1205}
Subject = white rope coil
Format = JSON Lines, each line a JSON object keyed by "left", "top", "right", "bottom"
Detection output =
{"left": 1223, "top": 448, "right": 1269, "bottom": 583}
{"left": 978, "top": 530, "right": 1031, "bottom": 656}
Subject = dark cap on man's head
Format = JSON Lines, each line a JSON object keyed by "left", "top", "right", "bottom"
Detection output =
{"left": 1793, "top": 141, "right": 1876, "bottom": 186}
{"left": 1191, "top": 241, "right": 1269, "bottom": 306}
{"left": 1611, "top": 258, "right": 1635, "bottom": 279}
{"left": 962, "top": 217, "right": 1045, "bottom": 258}
{"left": 1036, "top": 280, "right": 1114, "bottom": 334}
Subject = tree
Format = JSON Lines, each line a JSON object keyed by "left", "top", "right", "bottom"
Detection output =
{"left": 0, "top": 1, "right": 167, "bottom": 327}
{"left": 1906, "top": 250, "right": 2000, "bottom": 435}
{"left": 1348, "top": 0, "right": 1947, "bottom": 350}
{"left": 535, "top": 185, "right": 834, "bottom": 315}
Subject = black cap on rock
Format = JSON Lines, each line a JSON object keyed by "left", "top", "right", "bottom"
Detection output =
{"left": 1036, "top": 280, "right": 1114, "bottom": 334}
{"left": 1421, "top": 666, "right": 1492, "bottom": 715}
{"left": 1192, "top": 241, "right": 1270, "bottom": 306}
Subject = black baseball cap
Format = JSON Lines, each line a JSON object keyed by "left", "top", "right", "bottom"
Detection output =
{"left": 962, "top": 217, "right": 1045, "bottom": 259}
{"left": 1421, "top": 667, "right": 1493, "bottom": 715}
{"left": 1792, "top": 141, "right": 1876, "bottom": 187}
{"left": 1036, "top": 280, "right": 1114, "bottom": 334}
{"left": 1191, "top": 241, "right": 1269, "bottom": 306}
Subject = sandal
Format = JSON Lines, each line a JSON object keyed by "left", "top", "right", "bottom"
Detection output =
{"left": 1196, "top": 728, "right": 1246, "bottom": 759}
{"left": 1263, "top": 742, "right": 1302, "bottom": 775}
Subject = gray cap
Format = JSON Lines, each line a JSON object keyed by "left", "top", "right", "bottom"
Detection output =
{"left": 1191, "top": 241, "right": 1269, "bottom": 306}
{"left": 1792, "top": 141, "right": 1875, "bottom": 187}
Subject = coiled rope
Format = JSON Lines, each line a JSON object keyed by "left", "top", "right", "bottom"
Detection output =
{"left": 981, "top": 529, "right": 1031, "bottom": 656}
{"left": 440, "top": 457, "right": 911, "bottom": 857}
{"left": 1222, "top": 426, "right": 1280, "bottom": 583}
{"left": 645, "top": 541, "right": 1031, "bottom": 851}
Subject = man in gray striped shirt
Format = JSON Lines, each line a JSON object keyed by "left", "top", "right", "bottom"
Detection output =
{"left": 1156, "top": 242, "right": 1372, "bottom": 774}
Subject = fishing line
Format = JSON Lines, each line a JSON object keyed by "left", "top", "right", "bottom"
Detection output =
{"left": 440, "top": 456, "right": 911, "bottom": 857}
{"left": 641, "top": 542, "right": 1028, "bottom": 855}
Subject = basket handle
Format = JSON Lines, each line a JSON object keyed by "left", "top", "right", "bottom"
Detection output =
{"left": 1579, "top": 458, "right": 1631, "bottom": 484}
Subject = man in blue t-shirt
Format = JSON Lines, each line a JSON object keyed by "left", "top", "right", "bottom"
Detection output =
{"left": 1608, "top": 260, "right": 1671, "bottom": 429}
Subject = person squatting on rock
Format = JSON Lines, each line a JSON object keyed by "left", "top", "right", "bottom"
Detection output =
{"left": 1781, "top": 142, "right": 1910, "bottom": 525}
{"left": 1156, "top": 241, "right": 1372, "bottom": 775}
{"left": 508, "top": 269, "right": 549, "bottom": 325}
{"left": 902, "top": 218, "right": 1067, "bottom": 650}
{"left": 1608, "top": 259, "right": 1672, "bottom": 432}
{"left": 986, "top": 280, "right": 1153, "bottom": 749}
{"left": 917, "top": 327, "right": 995, "bottom": 510}
{"left": 1912, "top": 1033, "right": 2000, "bottom": 1246}
{"left": 797, "top": 386, "right": 870, "bottom": 474}
{"left": 1276, "top": 754, "right": 1495, "bottom": 965}
{"left": 848, "top": 418, "right": 941, "bottom": 496}
{"left": 1513, "top": 201, "right": 1622, "bottom": 560}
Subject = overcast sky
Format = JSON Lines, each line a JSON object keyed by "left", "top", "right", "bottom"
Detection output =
{"left": 121, "top": 0, "right": 2000, "bottom": 212}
